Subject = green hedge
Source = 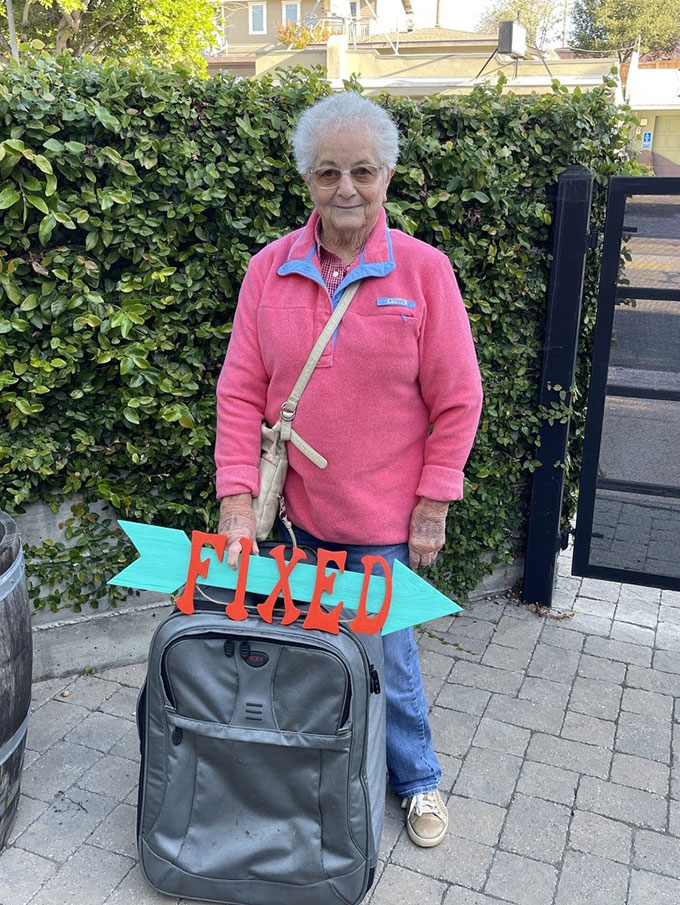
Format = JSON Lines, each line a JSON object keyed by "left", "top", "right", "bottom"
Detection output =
{"left": 0, "top": 54, "right": 641, "bottom": 611}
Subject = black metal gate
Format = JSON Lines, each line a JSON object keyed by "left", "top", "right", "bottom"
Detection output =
{"left": 523, "top": 174, "right": 680, "bottom": 606}
{"left": 572, "top": 176, "right": 680, "bottom": 592}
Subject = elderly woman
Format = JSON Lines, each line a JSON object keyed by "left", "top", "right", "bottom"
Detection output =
{"left": 215, "top": 91, "right": 482, "bottom": 848}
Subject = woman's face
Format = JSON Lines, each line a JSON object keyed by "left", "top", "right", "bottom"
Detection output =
{"left": 304, "top": 127, "right": 394, "bottom": 242}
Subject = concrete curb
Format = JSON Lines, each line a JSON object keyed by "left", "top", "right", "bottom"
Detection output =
{"left": 32, "top": 598, "right": 175, "bottom": 681}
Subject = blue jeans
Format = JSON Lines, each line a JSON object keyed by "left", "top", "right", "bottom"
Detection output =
{"left": 279, "top": 521, "right": 442, "bottom": 798}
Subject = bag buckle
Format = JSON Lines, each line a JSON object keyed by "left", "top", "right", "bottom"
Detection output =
{"left": 280, "top": 401, "right": 297, "bottom": 421}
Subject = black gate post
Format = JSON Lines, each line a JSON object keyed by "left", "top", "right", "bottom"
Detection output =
{"left": 522, "top": 165, "right": 594, "bottom": 607}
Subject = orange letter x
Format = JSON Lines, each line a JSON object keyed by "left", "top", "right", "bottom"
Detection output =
{"left": 257, "top": 544, "right": 307, "bottom": 625}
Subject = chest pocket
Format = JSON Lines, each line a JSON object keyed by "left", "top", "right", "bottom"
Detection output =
{"left": 357, "top": 306, "right": 416, "bottom": 321}
{"left": 347, "top": 303, "right": 420, "bottom": 383}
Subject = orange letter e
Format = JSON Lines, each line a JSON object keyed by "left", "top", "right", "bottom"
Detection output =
{"left": 302, "top": 548, "right": 346, "bottom": 635}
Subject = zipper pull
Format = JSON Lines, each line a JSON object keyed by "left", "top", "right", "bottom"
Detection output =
{"left": 224, "top": 638, "right": 235, "bottom": 657}
{"left": 240, "top": 639, "right": 251, "bottom": 662}
{"left": 369, "top": 664, "right": 381, "bottom": 695}
{"left": 172, "top": 726, "right": 183, "bottom": 746}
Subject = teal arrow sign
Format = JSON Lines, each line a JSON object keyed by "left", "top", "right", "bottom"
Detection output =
{"left": 109, "top": 521, "right": 462, "bottom": 635}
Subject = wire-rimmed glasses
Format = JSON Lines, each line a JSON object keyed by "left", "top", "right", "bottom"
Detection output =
{"left": 308, "top": 164, "right": 385, "bottom": 188}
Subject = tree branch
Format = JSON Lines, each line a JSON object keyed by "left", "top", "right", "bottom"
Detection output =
{"left": 55, "top": 0, "right": 93, "bottom": 53}
{"left": 81, "top": 23, "right": 124, "bottom": 54}
{"left": 62, "top": 9, "right": 80, "bottom": 29}
{"left": 21, "top": 0, "right": 34, "bottom": 28}
{"left": 55, "top": 12, "right": 80, "bottom": 53}
{"left": 80, "top": 10, "right": 137, "bottom": 54}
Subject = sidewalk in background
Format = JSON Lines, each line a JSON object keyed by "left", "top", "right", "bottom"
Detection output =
{"left": 2, "top": 546, "right": 680, "bottom": 905}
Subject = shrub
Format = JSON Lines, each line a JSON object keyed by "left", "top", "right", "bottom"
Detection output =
{"left": 0, "top": 53, "right": 641, "bottom": 611}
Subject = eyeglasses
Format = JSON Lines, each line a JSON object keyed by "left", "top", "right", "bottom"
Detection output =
{"left": 308, "top": 164, "right": 385, "bottom": 188}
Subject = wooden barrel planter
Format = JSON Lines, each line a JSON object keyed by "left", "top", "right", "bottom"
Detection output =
{"left": 0, "top": 511, "right": 32, "bottom": 851}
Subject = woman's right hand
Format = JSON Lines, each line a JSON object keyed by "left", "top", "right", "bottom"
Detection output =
{"left": 218, "top": 493, "right": 260, "bottom": 569}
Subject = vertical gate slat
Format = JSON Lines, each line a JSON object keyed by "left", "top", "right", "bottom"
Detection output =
{"left": 522, "top": 165, "right": 594, "bottom": 607}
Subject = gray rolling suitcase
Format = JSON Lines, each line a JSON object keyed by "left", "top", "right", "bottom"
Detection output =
{"left": 136, "top": 543, "right": 385, "bottom": 905}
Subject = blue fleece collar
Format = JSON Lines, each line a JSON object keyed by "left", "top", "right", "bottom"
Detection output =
{"left": 277, "top": 208, "right": 396, "bottom": 302}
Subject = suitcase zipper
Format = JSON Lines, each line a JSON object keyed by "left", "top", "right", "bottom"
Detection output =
{"left": 368, "top": 664, "right": 381, "bottom": 695}
{"left": 333, "top": 623, "right": 381, "bottom": 892}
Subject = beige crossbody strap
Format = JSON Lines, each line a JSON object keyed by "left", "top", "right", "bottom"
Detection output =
{"left": 278, "top": 281, "right": 362, "bottom": 460}
{"left": 288, "top": 280, "right": 362, "bottom": 407}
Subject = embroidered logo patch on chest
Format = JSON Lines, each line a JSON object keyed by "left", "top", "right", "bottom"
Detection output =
{"left": 376, "top": 297, "right": 416, "bottom": 308}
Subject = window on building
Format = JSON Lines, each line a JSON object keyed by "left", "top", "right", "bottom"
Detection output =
{"left": 249, "top": 2, "right": 266, "bottom": 34}
{"left": 282, "top": 2, "right": 300, "bottom": 25}
{"left": 349, "top": 2, "right": 358, "bottom": 18}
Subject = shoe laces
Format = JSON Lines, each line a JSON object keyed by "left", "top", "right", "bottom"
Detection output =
{"left": 402, "top": 790, "right": 442, "bottom": 818}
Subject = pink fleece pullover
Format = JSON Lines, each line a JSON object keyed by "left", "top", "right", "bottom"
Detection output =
{"left": 215, "top": 207, "right": 483, "bottom": 545}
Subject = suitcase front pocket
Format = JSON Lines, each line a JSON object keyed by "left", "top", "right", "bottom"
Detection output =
{"left": 161, "top": 633, "right": 352, "bottom": 735}
{"left": 163, "top": 711, "right": 355, "bottom": 885}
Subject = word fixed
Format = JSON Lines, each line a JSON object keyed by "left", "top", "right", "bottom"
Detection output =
{"left": 107, "top": 520, "right": 463, "bottom": 634}
{"left": 175, "top": 531, "right": 393, "bottom": 635}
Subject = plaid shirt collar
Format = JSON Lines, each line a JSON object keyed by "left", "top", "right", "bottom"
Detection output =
{"left": 277, "top": 208, "right": 396, "bottom": 294}
{"left": 313, "top": 216, "right": 366, "bottom": 296}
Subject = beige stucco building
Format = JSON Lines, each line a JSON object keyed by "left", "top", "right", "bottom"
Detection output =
{"left": 209, "top": 0, "right": 416, "bottom": 75}
{"left": 625, "top": 54, "right": 680, "bottom": 176}
{"left": 253, "top": 33, "right": 619, "bottom": 98}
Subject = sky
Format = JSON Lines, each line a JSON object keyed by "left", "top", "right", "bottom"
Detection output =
{"left": 439, "top": 0, "right": 497, "bottom": 33}
{"left": 363, "top": 0, "right": 567, "bottom": 41}
{"left": 410, "top": 0, "right": 570, "bottom": 48}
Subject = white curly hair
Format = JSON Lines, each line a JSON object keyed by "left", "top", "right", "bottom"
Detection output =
{"left": 292, "top": 91, "right": 400, "bottom": 175}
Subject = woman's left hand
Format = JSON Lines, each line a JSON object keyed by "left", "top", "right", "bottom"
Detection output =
{"left": 408, "top": 498, "right": 449, "bottom": 570}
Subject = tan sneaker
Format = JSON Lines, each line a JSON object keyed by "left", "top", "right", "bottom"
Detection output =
{"left": 401, "top": 790, "right": 448, "bottom": 847}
